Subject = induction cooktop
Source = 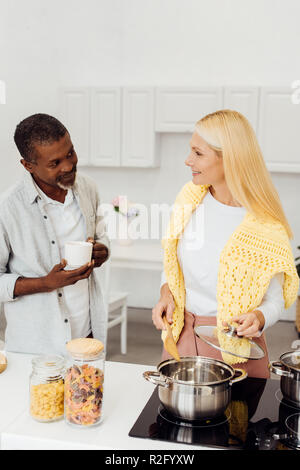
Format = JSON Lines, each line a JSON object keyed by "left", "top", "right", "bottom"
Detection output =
{"left": 129, "top": 377, "right": 300, "bottom": 450}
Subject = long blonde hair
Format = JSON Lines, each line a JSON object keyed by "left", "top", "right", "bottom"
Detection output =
{"left": 195, "top": 109, "right": 293, "bottom": 239}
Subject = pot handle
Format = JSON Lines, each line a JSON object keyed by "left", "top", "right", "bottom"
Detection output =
{"left": 268, "top": 361, "right": 293, "bottom": 378}
{"left": 230, "top": 368, "right": 248, "bottom": 385}
{"left": 143, "top": 371, "right": 171, "bottom": 388}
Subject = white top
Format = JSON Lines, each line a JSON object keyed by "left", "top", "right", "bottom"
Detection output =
{"left": 161, "top": 188, "right": 285, "bottom": 332}
{"left": 33, "top": 183, "right": 91, "bottom": 338}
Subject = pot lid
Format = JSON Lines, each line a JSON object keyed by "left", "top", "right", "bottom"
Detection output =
{"left": 280, "top": 351, "right": 300, "bottom": 370}
{"left": 194, "top": 325, "right": 265, "bottom": 360}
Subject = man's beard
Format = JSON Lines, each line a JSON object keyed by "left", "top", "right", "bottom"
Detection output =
{"left": 57, "top": 170, "right": 77, "bottom": 190}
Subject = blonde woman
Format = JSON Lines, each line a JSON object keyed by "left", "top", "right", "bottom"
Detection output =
{"left": 152, "top": 110, "right": 299, "bottom": 379}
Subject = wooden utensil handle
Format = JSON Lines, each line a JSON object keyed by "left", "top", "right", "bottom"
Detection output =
{"left": 163, "top": 315, "right": 171, "bottom": 331}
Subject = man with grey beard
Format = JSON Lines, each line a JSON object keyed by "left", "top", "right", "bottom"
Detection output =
{"left": 0, "top": 114, "right": 110, "bottom": 354}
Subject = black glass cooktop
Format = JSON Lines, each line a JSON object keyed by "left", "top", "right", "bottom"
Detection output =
{"left": 129, "top": 378, "right": 300, "bottom": 450}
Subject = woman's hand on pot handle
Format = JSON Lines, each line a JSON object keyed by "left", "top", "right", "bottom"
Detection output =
{"left": 152, "top": 283, "right": 175, "bottom": 330}
{"left": 230, "top": 310, "right": 265, "bottom": 338}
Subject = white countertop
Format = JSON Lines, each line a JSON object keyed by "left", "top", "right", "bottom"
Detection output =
{"left": 0, "top": 353, "right": 211, "bottom": 450}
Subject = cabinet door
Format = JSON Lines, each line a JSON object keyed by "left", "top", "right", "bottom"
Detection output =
{"left": 258, "top": 87, "right": 300, "bottom": 172}
{"left": 59, "top": 88, "right": 90, "bottom": 166}
{"left": 122, "top": 87, "right": 158, "bottom": 167}
{"left": 224, "top": 87, "right": 259, "bottom": 132}
{"left": 90, "top": 88, "right": 121, "bottom": 166}
{"left": 155, "top": 87, "right": 223, "bottom": 132}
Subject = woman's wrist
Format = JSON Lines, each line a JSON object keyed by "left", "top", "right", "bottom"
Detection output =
{"left": 160, "top": 283, "right": 173, "bottom": 302}
{"left": 253, "top": 309, "right": 265, "bottom": 331}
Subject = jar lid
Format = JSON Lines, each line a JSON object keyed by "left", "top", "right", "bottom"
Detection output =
{"left": 0, "top": 352, "right": 7, "bottom": 374}
{"left": 31, "top": 355, "right": 65, "bottom": 378}
{"left": 32, "top": 355, "right": 65, "bottom": 369}
{"left": 66, "top": 338, "right": 104, "bottom": 359}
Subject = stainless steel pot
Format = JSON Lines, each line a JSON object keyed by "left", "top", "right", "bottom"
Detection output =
{"left": 269, "top": 351, "right": 300, "bottom": 406}
{"left": 143, "top": 356, "right": 247, "bottom": 421}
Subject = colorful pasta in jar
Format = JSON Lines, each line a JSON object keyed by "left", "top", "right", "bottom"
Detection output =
{"left": 65, "top": 338, "right": 105, "bottom": 427}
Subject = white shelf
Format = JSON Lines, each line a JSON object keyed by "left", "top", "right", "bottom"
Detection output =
{"left": 111, "top": 240, "right": 163, "bottom": 271}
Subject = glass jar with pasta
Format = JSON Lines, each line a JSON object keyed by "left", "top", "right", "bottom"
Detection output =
{"left": 64, "top": 338, "right": 105, "bottom": 427}
{"left": 29, "top": 355, "right": 65, "bottom": 422}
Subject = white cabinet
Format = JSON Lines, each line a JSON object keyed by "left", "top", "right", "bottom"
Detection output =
{"left": 122, "top": 87, "right": 159, "bottom": 167}
{"left": 59, "top": 86, "right": 300, "bottom": 172}
{"left": 59, "top": 88, "right": 90, "bottom": 166}
{"left": 258, "top": 88, "right": 300, "bottom": 172}
{"left": 60, "top": 87, "right": 120, "bottom": 167}
{"left": 155, "top": 87, "right": 223, "bottom": 132}
{"left": 223, "top": 87, "right": 259, "bottom": 132}
{"left": 60, "top": 87, "right": 158, "bottom": 168}
{"left": 90, "top": 88, "right": 121, "bottom": 166}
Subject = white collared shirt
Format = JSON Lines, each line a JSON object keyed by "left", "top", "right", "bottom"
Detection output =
{"left": 33, "top": 182, "right": 91, "bottom": 339}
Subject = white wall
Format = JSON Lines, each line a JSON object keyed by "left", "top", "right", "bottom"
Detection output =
{"left": 0, "top": 0, "right": 300, "bottom": 315}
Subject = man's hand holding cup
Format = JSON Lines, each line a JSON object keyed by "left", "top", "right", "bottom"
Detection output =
{"left": 86, "top": 237, "right": 109, "bottom": 268}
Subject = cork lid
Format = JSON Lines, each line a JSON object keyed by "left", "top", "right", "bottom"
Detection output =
{"left": 66, "top": 338, "right": 104, "bottom": 359}
{"left": 0, "top": 352, "right": 7, "bottom": 374}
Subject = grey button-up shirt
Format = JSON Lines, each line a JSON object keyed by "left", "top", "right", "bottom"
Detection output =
{"left": 0, "top": 170, "right": 110, "bottom": 355}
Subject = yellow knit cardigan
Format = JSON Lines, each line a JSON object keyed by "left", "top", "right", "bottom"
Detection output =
{"left": 162, "top": 181, "right": 299, "bottom": 363}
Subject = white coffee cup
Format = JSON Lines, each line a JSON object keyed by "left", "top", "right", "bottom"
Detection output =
{"left": 64, "top": 241, "right": 93, "bottom": 268}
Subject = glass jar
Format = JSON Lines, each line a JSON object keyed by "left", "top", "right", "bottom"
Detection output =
{"left": 29, "top": 355, "right": 65, "bottom": 422}
{"left": 64, "top": 338, "right": 105, "bottom": 427}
